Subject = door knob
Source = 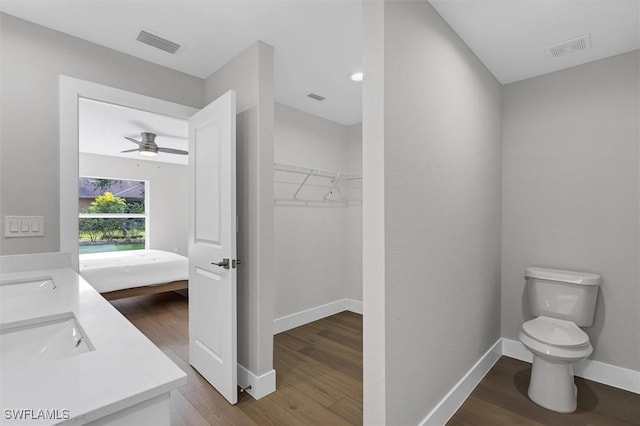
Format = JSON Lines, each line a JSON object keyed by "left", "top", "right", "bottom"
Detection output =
{"left": 212, "top": 258, "right": 230, "bottom": 269}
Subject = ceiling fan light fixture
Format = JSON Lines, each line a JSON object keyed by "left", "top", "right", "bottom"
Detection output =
{"left": 124, "top": 132, "right": 187, "bottom": 157}
{"left": 139, "top": 149, "right": 158, "bottom": 157}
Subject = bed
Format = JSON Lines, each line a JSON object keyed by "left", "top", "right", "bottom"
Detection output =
{"left": 79, "top": 249, "right": 188, "bottom": 300}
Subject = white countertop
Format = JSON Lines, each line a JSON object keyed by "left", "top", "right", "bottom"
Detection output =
{"left": 0, "top": 257, "right": 187, "bottom": 425}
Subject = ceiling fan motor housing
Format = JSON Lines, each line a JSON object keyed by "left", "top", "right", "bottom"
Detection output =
{"left": 141, "top": 132, "right": 159, "bottom": 153}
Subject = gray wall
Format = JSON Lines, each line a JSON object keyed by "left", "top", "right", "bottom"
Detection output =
{"left": 502, "top": 51, "right": 640, "bottom": 371}
{"left": 364, "top": 1, "right": 503, "bottom": 424}
{"left": 0, "top": 13, "right": 204, "bottom": 255}
{"left": 205, "top": 41, "right": 275, "bottom": 378}
{"left": 362, "top": 0, "right": 387, "bottom": 421}
{"left": 274, "top": 104, "right": 361, "bottom": 320}
{"left": 347, "top": 122, "right": 363, "bottom": 302}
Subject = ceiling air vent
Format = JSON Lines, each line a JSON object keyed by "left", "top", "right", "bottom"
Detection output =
{"left": 307, "top": 93, "right": 326, "bottom": 101}
{"left": 137, "top": 30, "right": 181, "bottom": 54}
{"left": 546, "top": 34, "right": 591, "bottom": 58}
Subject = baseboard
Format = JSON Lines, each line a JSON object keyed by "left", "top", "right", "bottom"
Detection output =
{"left": 501, "top": 337, "right": 533, "bottom": 363}
{"left": 417, "top": 337, "right": 639, "bottom": 425}
{"left": 345, "top": 298, "right": 363, "bottom": 314}
{"left": 237, "top": 364, "right": 276, "bottom": 400}
{"left": 419, "top": 339, "right": 502, "bottom": 426}
{"left": 273, "top": 298, "right": 363, "bottom": 334}
{"left": 502, "top": 338, "right": 640, "bottom": 394}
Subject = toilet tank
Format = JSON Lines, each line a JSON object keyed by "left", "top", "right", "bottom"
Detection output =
{"left": 525, "top": 266, "right": 601, "bottom": 326}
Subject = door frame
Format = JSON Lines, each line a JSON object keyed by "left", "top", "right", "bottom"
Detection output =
{"left": 59, "top": 76, "right": 198, "bottom": 270}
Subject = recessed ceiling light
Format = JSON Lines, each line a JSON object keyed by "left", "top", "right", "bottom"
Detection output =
{"left": 349, "top": 71, "right": 364, "bottom": 82}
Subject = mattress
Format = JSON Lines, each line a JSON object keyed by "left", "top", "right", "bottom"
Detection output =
{"left": 79, "top": 249, "right": 188, "bottom": 293}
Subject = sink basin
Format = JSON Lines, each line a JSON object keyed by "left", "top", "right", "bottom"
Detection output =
{"left": 0, "top": 277, "right": 57, "bottom": 296}
{"left": 1, "top": 313, "right": 93, "bottom": 365}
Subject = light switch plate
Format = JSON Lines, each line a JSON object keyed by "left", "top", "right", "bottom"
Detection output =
{"left": 4, "top": 216, "right": 44, "bottom": 237}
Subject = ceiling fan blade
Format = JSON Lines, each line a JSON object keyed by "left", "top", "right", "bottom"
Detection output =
{"left": 157, "top": 147, "right": 188, "bottom": 155}
{"left": 121, "top": 148, "right": 140, "bottom": 153}
{"left": 125, "top": 136, "right": 144, "bottom": 146}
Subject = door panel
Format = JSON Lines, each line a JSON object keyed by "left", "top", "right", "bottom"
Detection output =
{"left": 194, "top": 125, "right": 222, "bottom": 244}
{"left": 188, "top": 90, "right": 238, "bottom": 404}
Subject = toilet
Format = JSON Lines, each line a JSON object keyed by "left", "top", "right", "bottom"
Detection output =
{"left": 519, "top": 266, "right": 601, "bottom": 413}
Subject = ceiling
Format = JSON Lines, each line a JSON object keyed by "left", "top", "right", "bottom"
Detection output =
{"left": 2, "top": 0, "right": 637, "bottom": 134}
{"left": 0, "top": 0, "right": 363, "bottom": 126}
{"left": 79, "top": 98, "right": 188, "bottom": 165}
{"left": 429, "top": 0, "right": 640, "bottom": 84}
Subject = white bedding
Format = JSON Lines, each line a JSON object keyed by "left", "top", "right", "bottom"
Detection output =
{"left": 79, "top": 249, "right": 188, "bottom": 293}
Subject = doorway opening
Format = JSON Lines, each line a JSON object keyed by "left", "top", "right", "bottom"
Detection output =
{"left": 76, "top": 97, "right": 190, "bottom": 300}
{"left": 60, "top": 76, "right": 241, "bottom": 405}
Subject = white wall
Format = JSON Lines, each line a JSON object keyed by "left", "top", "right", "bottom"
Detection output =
{"left": 363, "top": 2, "right": 503, "bottom": 424}
{"left": 0, "top": 13, "right": 204, "bottom": 255}
{"left": 502, "top": 51, "right": 640, "bottom": 371}
{"left": 273, "top": 104, "right": 361, "bottom": 320}
{"left": 205, "top": 41, "right": 275, "bottom": 381}
{"left": 79, "top": 153, "right": 189, "bottom": 255}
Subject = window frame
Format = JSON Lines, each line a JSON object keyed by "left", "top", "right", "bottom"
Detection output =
{"left": 78, "top": 176, "right": 149, "bottom": 252}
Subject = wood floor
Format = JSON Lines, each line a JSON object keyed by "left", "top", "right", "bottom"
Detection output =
{"left": 110, "top": 292, "right": 363, "bottom": 426}
{"left": 448, "top": 356, "right": 640, "bottom": 426}
{"left": 112, "top": 292, "right": 639, "bottom": 426}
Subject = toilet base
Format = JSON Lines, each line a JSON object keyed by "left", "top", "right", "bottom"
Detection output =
{"left": 528, "top": 355, "right": 577, "bottom": 413}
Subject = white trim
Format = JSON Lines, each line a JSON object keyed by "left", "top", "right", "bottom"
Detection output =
{"left": 501, "top": 337, "right": 533, "bottom": 363}
{"left": 272, "top": 298, "right": 363, "bottom": 334}
{"left": 237, "top": 364, "right": 276, "bottom": 400}
{"left": 273, "top": 300, "right": 640, "bottom": 420}
{"left": 59, "top": 76, "right": 198, "bottom": 270}
{"left": 502, "top": 338, "right": 640, "bottom": 394}
{"left": 345, "top": 298, "right": 364, "bottom": 314}
{"left": 420, "top": 337, "right": 640, "bottom": 425}
{"left": 419, "top": 339, "right": 502, "bottom": 426}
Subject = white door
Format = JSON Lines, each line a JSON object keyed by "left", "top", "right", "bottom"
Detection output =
{"left": 188, "top": 90, "right": 238, "bottom": 404}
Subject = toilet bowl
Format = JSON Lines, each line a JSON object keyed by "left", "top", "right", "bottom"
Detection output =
{"left": 519, "top": 316, "right": 593, "bottom": 413}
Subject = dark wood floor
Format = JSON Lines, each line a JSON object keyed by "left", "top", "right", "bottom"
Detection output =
{"left": 110, "top": 292, "right": 363, "bottom": 426}
{"left": 448, "top": 356, "right": 640, "bottom": 426}
{"left": 112, "top": 292, "right": 639, "bottom": 426}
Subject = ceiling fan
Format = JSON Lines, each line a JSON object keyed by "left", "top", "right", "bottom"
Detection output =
{"left": 121, "top": 132, "right": 188, "bottom": 157}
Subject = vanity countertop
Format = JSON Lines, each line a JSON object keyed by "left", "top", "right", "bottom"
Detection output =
{"left": 0, "top": 263, "right": 187, "bottom": 425}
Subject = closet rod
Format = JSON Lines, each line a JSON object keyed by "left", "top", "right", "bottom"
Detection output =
{"left": 274, "top": 198, "right": 348, "bottom": 207}
{"left": 274, "top": 162, "right": 360, "bottom": 180}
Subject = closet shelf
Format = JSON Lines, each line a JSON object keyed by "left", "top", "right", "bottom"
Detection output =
{"left": 274, "top": 163, "right": 361, "bottom": 180}
{"left": 274, "top": 162, "right": 362, "bottom": 207}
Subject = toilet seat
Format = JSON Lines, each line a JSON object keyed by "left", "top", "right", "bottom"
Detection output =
{"left": 519, "top": 316, "right": 592, "bottom": 361}
{"left": 522, "top": 316, "right": 589, "bottom": 348}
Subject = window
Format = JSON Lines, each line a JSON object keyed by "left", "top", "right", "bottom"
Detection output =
{"left": 78, "top": 177, "right": 147, "bottom": 254}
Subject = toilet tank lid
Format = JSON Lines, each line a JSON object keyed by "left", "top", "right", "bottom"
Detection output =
{"left": 525, "top": 267, "right": 601, "bottom": 286}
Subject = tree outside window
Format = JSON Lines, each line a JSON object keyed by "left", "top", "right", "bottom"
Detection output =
{"left": 78, "top": 178, "right": 147, "bottom": 254}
